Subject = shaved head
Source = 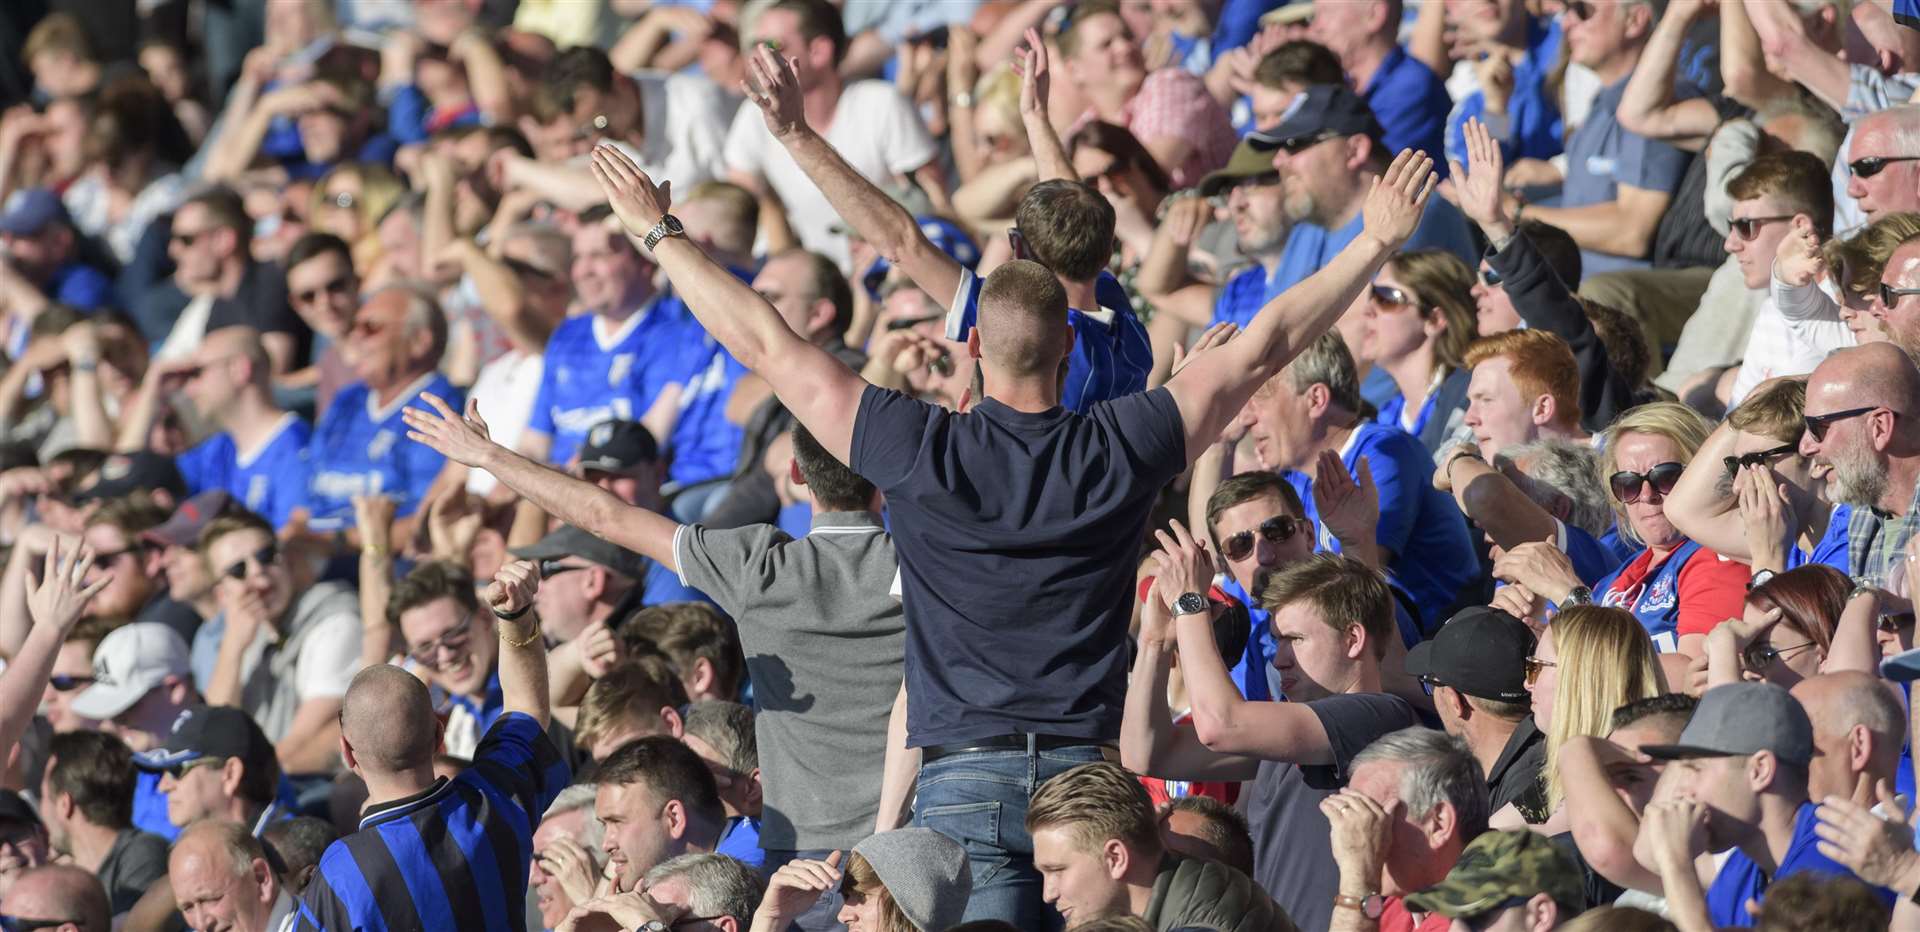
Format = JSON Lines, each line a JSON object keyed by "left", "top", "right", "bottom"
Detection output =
{"left": 198, "top": 326, "right": 272, "bottom": 388}
{"left": 342, "top": 665, "right": 438, "bottom": 775}
{"left": 974, "top": 260, "right": 1072, "bottom": 379}
{"left": 1833, "top": 342, "right": 1920, "bottom": 413}
{"left": 0, "top": 865, "right": 109, "bottom": 932}
{"left": 1792, "top": 671, "right": 1907, "bottom": 801}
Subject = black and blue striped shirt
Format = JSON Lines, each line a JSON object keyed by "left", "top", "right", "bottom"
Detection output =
{"left": 293, "top": 712, "right": 569, "bottom": 932}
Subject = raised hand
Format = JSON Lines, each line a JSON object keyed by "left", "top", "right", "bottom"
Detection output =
{"left": 1815, "top": 785, "right": 1920, "bottom": 892}
{"left": 539, "top": 837, "right": 602, "bottom": 910}
{"left": 1448, "top": 118, "right": 1511, "bottom": 237}
{"left": 1641, "top": 798, "right": 1710, "bottom": 872}
{"left": 743, "top": 45, "right": 808, "bottom": 140}
{"left": 1150, "top": 519, "right": 1217, "bottom": 612}
{"left": 1475, "top": 53, "right": 1514, "bottom": 114}
{"left": 1734, "top": 464, "right": 1791, "bottom": 571}
{"left": 758, "top": 851, "right": 844, "bottom": 922}
{"left": 426, "top": 484, "right": 485, "bottom": 565}
{"left": 352, "top": 494, "right": 398, "bottom": 556}
{"left": 485, "top": 559, "right": 540, "bottom": 618}
{"left": 588, "top": 144, "right": 673, "bottom": 240}
{"left": 1163, "top": 194, "right": 1215, "bottom": 248}
{"left": 1313, "top": 451, "right": 1378, "bottom": 551}
{"left": 1772, "top": 215, "right": 1826, "bottom": 287}
{"left": 403, "top": 394, "right": 500, "bottom": 470}
{"left": 577, "top": 619, "right": 626, "bottom": 680}
{"left": 1012, "top": 28, "right": 1051, "bottom": 119}
{"left": 26, "top": 538, "right": 107, "bottom": 635}
{"left": 1321, "top": 789, "right": 1399, "bottom": 889}
{"left": 1170, "top": 322, "right": 1239, "bottom": 379}
{"left": 1361, "top": 150, "right": 1438, "bottom": 252}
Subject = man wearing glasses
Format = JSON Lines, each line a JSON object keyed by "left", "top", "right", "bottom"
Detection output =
{"left": 1404, "top": 607, "right": 1547, "bottom": 821}
{"left": 0, "top": 864, "right": 108, "bottom": 932}
{"left": 1802, "top": 342, "right": 1920, "bottom": 585}
{"left": 389, "top": 561, "right": 507, "bottom": 761}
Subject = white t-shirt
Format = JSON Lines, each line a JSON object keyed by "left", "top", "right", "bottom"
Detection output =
{"left": 465, "top": 349, "right": 545, "bottom": 496}
{"left": 723, "top": 79, "right": 939, "bottom": 268}
{"left": 591, "top": 71, "right": 736, "bottom": 193}
{"left": 1730, "top": 272, "right": 1857, "bottom": 405}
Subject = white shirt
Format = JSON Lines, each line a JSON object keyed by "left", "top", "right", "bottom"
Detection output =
{"left": 590, "top": 71, "right": 736, "bottom": 194}
{"left": 723, "top": 79, "right": 939, "bottom": 268}
{"left": 1729, "top": 269, "right": 1856, "bottom": 405}
{"left": 465, "top": 350, "right": 545, "bottom": 496}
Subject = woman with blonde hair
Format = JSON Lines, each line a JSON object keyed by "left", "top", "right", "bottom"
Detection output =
{"left": 1526, "top": 605, "right": 1666, "bottom": 820}
{"left": 752, "top": 828, "right": 971, "bottom": 932}
{"left": 308, "top": 164, "right": 405, "bottom": 279}
{"left": 1365, "top": 249, "right": 1479, "bottom": 453}
{"left": 1497, "top": 403, "right": 1752, "bottom": 659}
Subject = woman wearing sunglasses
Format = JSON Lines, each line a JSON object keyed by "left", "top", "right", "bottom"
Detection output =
{"left": 1699, "top": 565, "right": 1847, "bottom": 692}
{"left": 1526, "top": 605, "right": 1665, "bottom": 830}
{"left": 1363, "top": 250, "right": 1478, "bottom": 455}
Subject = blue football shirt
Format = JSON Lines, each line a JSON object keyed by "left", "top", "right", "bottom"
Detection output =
{"left": 944, "top": 268, "right": 1152, "bottom": 412}
{"left": 307, "top": 374, "right": 461, "bottom": 530}
{"left": 529, "top": 297, "right": 711, "bottom": 465}
{"left": 176, "top": 415, "right": 314, "bottom": 529}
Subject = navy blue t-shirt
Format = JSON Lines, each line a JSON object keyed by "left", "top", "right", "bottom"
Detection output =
{"left": 851, "top": 385, "right": 1187, "bottom": 745}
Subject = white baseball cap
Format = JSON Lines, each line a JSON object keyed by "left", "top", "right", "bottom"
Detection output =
{"left": 69, "top": 623, "right": 192, "bottom": 721}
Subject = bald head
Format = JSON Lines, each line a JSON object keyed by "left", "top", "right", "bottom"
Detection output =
{"left": 973, "top": 260, "right": 1072, "bottom": 379}
{"left": 1795, "top": 672, "right": 1906, "bottom": 740}
{"left": 172, "top": 819, "right": 267, "bottom": 875}
{"left": 199, "top": 326, "right": 273, "bottom": 389}
{"left": 342, "top": 665, "right": 439, "bottom": 775}
{"left": 0, "top": 865, "right": 109, "bottom": 932}
{"left": 1811, "top": 343, "right": 1920, "bottom": 419}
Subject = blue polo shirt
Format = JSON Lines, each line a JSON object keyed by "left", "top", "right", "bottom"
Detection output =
{"left": 1444, "top": 18, "right": 1565, "bottom": 166}
{"left": 307, "top": 374, "right": 460, "bottom": 530}
{"left": 529, "top": 297, "right": 710, "bottom": 466}
{"left": 1363, "top": 45, "right": 1453, "bottom": 177}
{"left": 1284, "top": 422, "right": 1478, "bottom": 632}
{"left": 1254, "top": 200, "right": 1479, "bottom": 323}
{"left": 1705, "top": 801, "right": 1891, "bottom": 926}
{"left": 175, "top": 415, "right": 314, "bottom": 530}
{"left": 1559, "top": 75, "right": 1694, "bottom": 276}
{"left": 945, "top": 268, "right": 1152, "bottom": 411}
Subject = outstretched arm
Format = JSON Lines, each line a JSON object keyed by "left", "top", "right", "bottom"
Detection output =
{"left": 745, "top": 47, "right": 964, "bottom": 310}
{"left": 1164, "top": 151, "right": 1437, "bottom": 464}
{"left": 0, "top": 541, "right": 108, "bottom": 760}
{"left": 589, "top": 144, "right": 868, "bottom": 461}
{"left": 1013, "top": 29, "right": 1074, "bottom": 183}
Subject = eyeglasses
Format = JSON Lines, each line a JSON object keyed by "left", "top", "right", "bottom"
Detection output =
{"left": 1276, "top": 131, "right": 1341, "bottom": 155}
{"left": 539, "top": 561, "right": 589, "bottom": 580}
{"left": 1741, "top": 640, "right": 1820, "bottom": 671}
{"left": 1523, "top": 655, "right": 1556, "bottom": 686}
{"left": 1417, "top": 674, "right": 1444, "bottom": 696}
{"left": 1221, "top": 515, "right": 1308, "bottom": 561}
{"left": 1369, "top": 284, "right": 1420, "bottom": 310}
{"left": 1, "top": 916, "right": 79, "bottom": 932}
{"left": 165, "top": 755, "right": 228, "bottom": 779}
{"left": 1479, "top": 264, "right": 1503, "bottom": 287}
{"left": 1609, "top": 462, "right": 1685, "bottom": 504}
{"left": 1722, "top": 443, "right": 1798, "bottom": 478}
{"left": 219, "top": 543, "right": 280, "bottom": 581}
{"left": 408, "top": 611, "right": 475, "bottom": 666}
{"left": 294, "top": 275, "right": 355, "bottom": 305}
{"left": 503, "top": 257, "right": 558, "bottom": 284}
{"left": 1849, "top": 155, "right": 1920, "bottom": 178}
{"left": 1729, "top": 215, "right": 1794, "bottom": 241}
{"left": 46, "top": 674, "right": 94, "bottom": 692}
{"left": 1803, "top": 405, "right": 1885, "bottom": 442}
{"left": 1879, "top": 281, "right": 1920, "bottom": 309}
{"left": 1564, "top": 0, "right": 1594, "bottom": 19}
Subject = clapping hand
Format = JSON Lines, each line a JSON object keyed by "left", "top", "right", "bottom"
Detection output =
{"left": 758, "top": 851, "right": 844, "bottom": 923}
{"left": 1313, "top": 451, "right": 1377, "bottom": 554}
{"left": 1150, "top": 520, "right": 1217, "bottom": 614}
{"left": 743, "top": 45, "right": 808, "bottom": 139}
{"left": 1361, "top": 150, "right": 1438, "bottom": 252}
{"left": 26, "top": 537, "right": 107, "bottom": 635}
{"left": 403, "top": 394, "right": 500, "bottom": 470}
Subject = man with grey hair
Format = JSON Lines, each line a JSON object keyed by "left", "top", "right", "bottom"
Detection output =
{"left": 682, "top": 701, "right": 764, "bottom": 871}
{"left": 1322, "top": 727, "right": 1489, "bottom": 931}
{"left": 169, "top": 820, "right": 290, "bottom": 932}
{"left": 1240, "top": 331, "right": 1477, "bottom": 631}
{"left": 1791, "top": 672, "right": 1907, "bottom": 804}
{"left": 641, "top": 852, "right": 762, "bottom": 932}
{"left": 1439, "top": 437, "right": 1623, "bottom": 585}
{"left": 530, "top": 783, "right": 607, "bottom": 932}
{"left": 1801, "top": 343, "right": 1920, "bottom": 581}
{"left": 306, "top": 281, "right": 459, "bottom": 533}
{"left": 1843, "top": 103, "right": 1920, "bottom": 226}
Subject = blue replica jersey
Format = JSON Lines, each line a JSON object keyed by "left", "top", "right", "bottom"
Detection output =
{"left": 1211, "top": 263, "right": 1286, "bottom": 329}
{"left": 1706, "top": 802, "right": 1892, "bottom": 926}
{"left": 945, "top": 268, "right": 1152, "bottom": 412}
{"left": 1902, "top": 0, "right": 1920, "bottom": 27}
{"left": 1788, "top": 503, "right": 1852, "bottom": 572}
{"left": 307, "top": 374, "right": 462, "bottom": 530}
{"left": 667, "top": 341, "right": 748, "bottom": 486}
{"left": 528, "top": 298, "right": 711, "bottom": 466}
{"left": 176, "top": 416, "right": 314, "bottom": 529}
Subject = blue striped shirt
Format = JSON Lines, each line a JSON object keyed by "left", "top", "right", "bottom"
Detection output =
{"left": 943, "top": 268, "right": 1152, "bottom": 412}
{"left": 293, "top": 712, "right": 568, "bottom": 932}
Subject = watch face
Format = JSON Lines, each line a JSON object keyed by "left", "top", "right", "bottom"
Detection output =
{"left": 1175, "top": 593, "right": 1208, "bottom": 614}
{"left": 1364, "top": 894, "right": 1388, "bottom": 919}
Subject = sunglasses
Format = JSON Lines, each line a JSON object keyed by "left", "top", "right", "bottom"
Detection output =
{"left": 1849, "top": 155, "right": 1920, "bottom": 178}
{"left": 1221, "top": 515, "right": 1308, "bottom": 561}
{"left": 1523, "top": 655, "right": 1556, "bottom": 686}
{"left": 1722, "top": 443, "right": 1798, "bottom": 478}
{"left": 1741, "top": 640, "right": 1819, "bottom": 671}
{"left": 408, "top": 611, "right": 475, "bottom": 666}
{"left": 1479, "top": 264, "right": 1503, "bottom": 287}
{"left": 1417, "top": 673, "right": 1444, "bottom": 696}
{"left": 169, "top": 229, "right": 214, "bottom": 248}
{"left": 90, "top": 543, "right": 148, "bottom": 565}
{"left": 295, "top": 275, "right": 355, "bottom": 305}
{"left": 46, "top": 674, "right": 94, "bottom": 692}
{"left": 1369, "top": 284, "right": 1420, "bottom": 309}
{"left": 1, "top": 916, "right": 77, "bottom": 932}
{"left": 1564, "top": 0, "right": 1593, "bottom": 19}
{"left": 1609, "top": 462, "right": 1684, "bottom": 503}
{"left": 1729, "top": 215, "right": 1794, "bottom": 241}
{"left": 220, "top": 543, "right": 280, "bottom": 581}
{"left": 1803, "top": 405, "right": 1882, "bottom": 442}
{"left": 1879, "top": 281, "right": 1920, "bottom": 309}
{"left": 165, "top": 755, "right": 228, "bottom": 780}
{"left": 1276, "top": 130, "right": 1341, "bottom": 155}
{"left": 539, "top": 560, "right": 589, "bottom": 580}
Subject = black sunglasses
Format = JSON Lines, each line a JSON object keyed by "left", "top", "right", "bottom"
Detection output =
{"left": 1730, "top": 215, "right": 1794, "bottom": 241}
{"left": 1609, "top": 462, "right": 1685, "bottom": 503}
{"left": 221, "top": 543, "right": 280, "bottom": 581}
{"left": 1879, "top": 281, "right": 1920, "bottom": 309}
{"left": 1221, "top": 515, "right": 1308, "bottom": 561}
{"left": 1722, "top": 443, "right": 1798, "bottom": 478}
{"left": 1803, "top": 406, "right": 1883, "bottom": 442}
{"left": 1564, "top": 0, "right": 1594, "bottom": 19}
{"left": 1479, "top": 264, "right": 1503, "bottom": 287}
{"left": 1, "top": 917, "right": 77, "bottom": 932}
{"left": 1850, "top": 155, "right": 1920, "bottom": 178}
{"left": 1369, "top": 284, "right": 1420, "bottom": 309}
{"left": 539, "top": 560, "right": 589, "bottom": 580}
{"left": 47, "top": 674, "right": 94, "bottom": 692}
{"left": 294, "top": 275, "right": 354, "bottom": 305}
{"left": 1741, "top": 640, "right": 1820, "bottom": 671}
{"left": 1276, "top": 130, "right": 1341, "bottom": 155}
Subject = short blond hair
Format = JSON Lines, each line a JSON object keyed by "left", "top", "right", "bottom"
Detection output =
{"left": 1025, "top": 762, "right": 1160, "bottom": 855}
{"left": 1259, "top": 554, "right": 1395, "bottom": 659}
{"left": 1727, "top": 379, "right": 1807, "bottom": 445}
{"left": 1600, "top": 402, "right": 1714, "bottom": 538}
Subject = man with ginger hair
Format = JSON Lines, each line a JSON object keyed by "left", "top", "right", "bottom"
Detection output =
{"left": 292, "top": 560, "right": 566, "bottom": 932}
{"left": 1453, "top": 329, "right": 1588, "bottom": 464}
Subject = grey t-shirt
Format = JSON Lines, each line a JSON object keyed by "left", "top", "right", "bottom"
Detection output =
{"left": 1246, "top": 692, "right": 1419, "bottom": 931}
{"left": 674, "top": 510, "right": 905, "bottom": 851}
{"left": 99, "top": 827, "right": 170, "bottom": 916}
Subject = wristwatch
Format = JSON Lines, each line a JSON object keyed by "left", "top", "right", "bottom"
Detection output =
{"left": 1333, "top": 893, "right": 1388, "bottom": 919}
{"left": 1749, "top": 568, "right": 1777, "bottom": 590}
{"left": 643, "top": 214, "right": 686, "bottom": 251}
{"left": 635, "top": 923, "right": 668, "bottom": 932}
{"left": 1563, "top": 585, "right": 1593, "bottom": 606}
{"left": 1173, "top": 592, "right": 1209, "bottom": 616}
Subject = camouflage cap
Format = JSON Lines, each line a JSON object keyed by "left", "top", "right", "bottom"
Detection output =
{"left": 1402, "top": 830, "right": 1586, "bottom": 919}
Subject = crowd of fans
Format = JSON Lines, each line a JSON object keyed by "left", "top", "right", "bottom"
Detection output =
{"left": 9, "top": 0, "right": 1920, "bottom": 930}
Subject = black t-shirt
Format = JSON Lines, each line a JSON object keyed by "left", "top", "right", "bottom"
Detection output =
{"left": 206, "top": 260, "right": 309, "bottom": 361}
{"left": 850, "top": 385, "right": 1186, "bottom": 746}
{"left": 1247, "top": 692, "right": 1421, "bottom": 932}
{"left": 1488, "top": 716, "right": 1550, "bottom": 821}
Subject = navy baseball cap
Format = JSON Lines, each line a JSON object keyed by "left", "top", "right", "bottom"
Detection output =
{"left": 134, "top": 705, "right": 279, "bottom": 779}
{"left": 0, "top": 188, "right": 69, "bottom": 236}
{"left": 577, "top": 420, "right": 659, "bottom": 475}
{"left": 73, "top": 451, "right": 188, "bottom": 504}
{"left": 1247, "top": 84, "right": 1384, "bottom": 152}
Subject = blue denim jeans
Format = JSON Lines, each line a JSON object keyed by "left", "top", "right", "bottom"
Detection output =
{"left": 761, "top": 848, "right": 846, "bottom": 932}
{"left": 912, "top": 743, "right": 1112, "bottom": 930}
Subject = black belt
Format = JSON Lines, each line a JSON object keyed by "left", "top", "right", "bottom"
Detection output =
{"left": 920, "top": 734, "right": 1114, "bottom": 763}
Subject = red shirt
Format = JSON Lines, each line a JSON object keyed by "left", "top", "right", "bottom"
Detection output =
{"left": 1379, "top": 896, "right": 1451, "bottom": 932}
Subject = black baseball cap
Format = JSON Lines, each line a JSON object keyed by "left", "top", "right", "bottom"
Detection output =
{"left": 0, "top": 790, "right": 39, "bottom": 829}
{"left": 577, "top": 420, "right": 659, "bottom": 475}
{"left": 1404, "top": 606, "right": 1534, "bottom": 703}
{"left": 134, "top": 705, "right": 280, "bottom": 779}
{"left": 511, "top": 524, "right": 651, "bottom": 580}
{"left": 74, "top": 451, "right": 188, "bottom": 504}
{"left": 1247, "top": 84, "right": 1385, "bottom": 153}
